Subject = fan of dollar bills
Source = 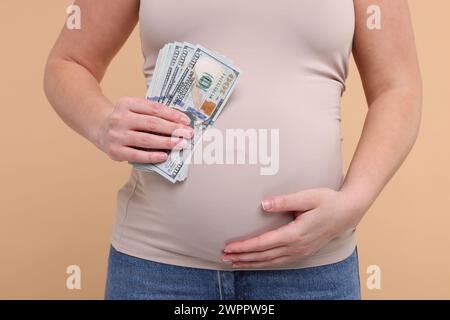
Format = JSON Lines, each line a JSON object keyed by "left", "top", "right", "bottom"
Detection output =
{"left": 132, "top": 42, "right": 241, "bottom": 183}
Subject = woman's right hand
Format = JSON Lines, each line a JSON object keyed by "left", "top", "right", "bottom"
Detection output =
{"left": 96, "top": 96, "right": 194, "bottom": 164}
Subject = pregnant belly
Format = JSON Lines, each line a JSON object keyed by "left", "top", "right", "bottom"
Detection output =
{"left": 116, "top": 120, "right": 343, "bottom": 264}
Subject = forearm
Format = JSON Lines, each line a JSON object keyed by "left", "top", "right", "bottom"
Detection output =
{"left": 44, "top": 55, "right": 113, "bottom": 149}
{"left": 340, "top": 86, "right": 422, "bottom": 222}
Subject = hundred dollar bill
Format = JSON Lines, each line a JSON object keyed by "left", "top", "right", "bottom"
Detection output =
{"left": 160, "top": 42, "right": 196, "bottom": 105}
{"left": 132, "top": 43, "right": 241, "bottom": 183}
{"left": 155, "top": 42, "right": 182, "bottom": 102}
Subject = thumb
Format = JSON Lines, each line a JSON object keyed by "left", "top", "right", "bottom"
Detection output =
{"left": 261, "top": 188, "right": 322, "bottom": 213}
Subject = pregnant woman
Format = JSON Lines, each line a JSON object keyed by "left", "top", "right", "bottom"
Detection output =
{"left": 44, "top": 0, "right": 422, "bottom": 300}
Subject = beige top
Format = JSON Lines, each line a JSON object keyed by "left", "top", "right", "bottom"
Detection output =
{"left": 111, "top": 0, "right": 357, "bottom": 270}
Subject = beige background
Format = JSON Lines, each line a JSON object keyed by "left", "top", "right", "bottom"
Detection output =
{"left": 0, "top": 1, "right": 449, "bottom": 299}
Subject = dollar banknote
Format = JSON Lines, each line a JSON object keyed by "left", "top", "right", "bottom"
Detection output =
{"left": 132, "top": 42, "right": 241, "bottom": 183}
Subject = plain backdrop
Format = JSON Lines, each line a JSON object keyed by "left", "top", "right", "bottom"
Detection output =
{"left": 1, "top": 0, "right": 449, "bottom": 299}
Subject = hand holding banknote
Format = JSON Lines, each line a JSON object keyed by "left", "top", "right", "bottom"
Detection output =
{"left": 132, "top": 42, "right": 241, "bottom": 182}
{"left": 97, "top": 96, "right": 194, "bottom": 163}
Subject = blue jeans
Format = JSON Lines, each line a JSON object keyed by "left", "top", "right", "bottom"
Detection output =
{"left": 105, "top": 245, "right": 361, "bottom": 300}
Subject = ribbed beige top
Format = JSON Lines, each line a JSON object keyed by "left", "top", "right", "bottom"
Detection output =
{"left": 111, "top": 0, "right": 357, "bottom": 270}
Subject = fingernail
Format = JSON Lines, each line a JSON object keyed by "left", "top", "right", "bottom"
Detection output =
{"left": 180, "top": 116, "right": 191, "bottom": 126}
{"left": 224, "top": 248, "right": 232, "bottom": 253}
{"left": 159, "top": 153, "right": 168, "bottom": 161}
{"left": 177, "top": 139, "right": 188, "bottom": 149}
{"left": 261, "top": 199, "right": 272, "bottom": 211}
{"left": 221, "top": 257, "right": 232, "bottom": 262}
{"left": 178, "top": 128, "right": 194, "bottom": 139}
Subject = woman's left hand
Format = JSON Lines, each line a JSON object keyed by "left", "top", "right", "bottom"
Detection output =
{"left": 222, "top": 188, "right": 366, "bottom": 268}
